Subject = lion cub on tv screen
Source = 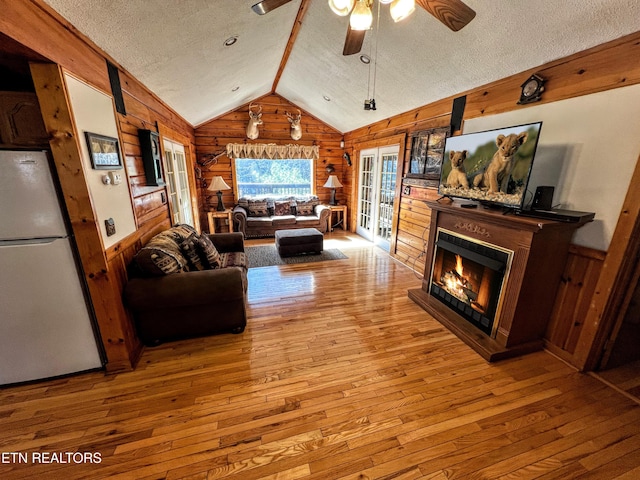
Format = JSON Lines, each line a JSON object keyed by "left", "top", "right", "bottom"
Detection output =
{"left": 473, "top": 131, "right": 528, "bottom": 194}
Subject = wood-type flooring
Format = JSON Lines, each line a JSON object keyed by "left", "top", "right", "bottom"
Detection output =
{"left": 1, "top": 233, "right": 639, "bottom": 479}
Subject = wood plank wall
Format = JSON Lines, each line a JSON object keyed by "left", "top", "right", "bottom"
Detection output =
{"left": 344, "top": 31, "right": 640, "bottom": 366}
{"left": 194, "top": 94, "right": 343, "bottom": 232}
{"left": 1, "top": 0, "right": 196, "bottom": 371}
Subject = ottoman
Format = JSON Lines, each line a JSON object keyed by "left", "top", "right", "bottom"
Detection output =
{"left": 275, "top": 228, "right": 324, "bottom": 257}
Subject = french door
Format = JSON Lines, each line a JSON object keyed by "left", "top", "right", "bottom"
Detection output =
{"left": 162, "top": 139, "right": 194, "bottom": 227}
{"left": 356, "top": 145, "right": 399, "bottom": 251}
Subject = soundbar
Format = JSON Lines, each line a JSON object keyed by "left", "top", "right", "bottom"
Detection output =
{"left": 515, "top": 208, "right": 595, "bottom": 223}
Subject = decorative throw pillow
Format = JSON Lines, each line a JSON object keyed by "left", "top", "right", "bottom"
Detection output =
{"left": 196, "top": 234, "right": 222, "bottom": 269}
{"left": 274, "top": 201, "right": 291, "bottom": 216}
{"left": 247, "top": 200, "right": 269, "bottom": 217}
{"left": 296, "top": 199, "right": 317, "bottom": 216}
{"left": 133, "top": 230, "right": 188, "bottom": 276}
{"left": 180, "top": 233, "right": 205, "bottom": 271}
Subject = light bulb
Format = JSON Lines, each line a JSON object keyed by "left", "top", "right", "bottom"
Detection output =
{"left": 328, "top": 0, "right": 356, "bottom": 16}
{"left": 390, "top": 0, "right": 415, "bottom": 22}
{"left": 350, "top": 0, "right": 373, "bottom": 30}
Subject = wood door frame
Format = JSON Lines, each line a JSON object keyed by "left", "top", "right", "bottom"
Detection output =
{"left": 573, "top": 152, "right": 640, "bottom": 371}
{"left": 31, "top": 62, "right": 142, "bottom": 372}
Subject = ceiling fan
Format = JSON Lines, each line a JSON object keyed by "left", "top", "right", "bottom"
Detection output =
{"left": 251, "top": 0, "right": 476, "bottom": 55}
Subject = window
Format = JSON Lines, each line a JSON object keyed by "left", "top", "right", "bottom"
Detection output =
{"left": 234, "top": 158, "right": 314, "bottom": 198}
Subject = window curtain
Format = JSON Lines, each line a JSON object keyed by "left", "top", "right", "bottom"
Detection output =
{"left": 226, "top": 143, "right": 319, "bottom": 160}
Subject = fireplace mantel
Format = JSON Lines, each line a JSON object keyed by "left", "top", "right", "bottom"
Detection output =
{"left": 408, "top": 200, "right": 592, "bottom": 361}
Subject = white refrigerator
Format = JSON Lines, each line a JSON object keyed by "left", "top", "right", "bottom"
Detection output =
{"left": 0, "top": 150, "right": 104, "bottom": 385}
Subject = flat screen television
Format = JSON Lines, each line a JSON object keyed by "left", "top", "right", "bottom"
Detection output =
{"left": 438, "top": 121, "right": 543, "bottom": 210}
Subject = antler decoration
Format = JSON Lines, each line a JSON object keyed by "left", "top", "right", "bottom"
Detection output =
{"left": 246, "top": 103, "right": 263, "bottom": 140}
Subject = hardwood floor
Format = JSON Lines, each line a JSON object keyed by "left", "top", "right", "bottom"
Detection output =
{"left": 1, "top": 232, "right": 640, "bottom": 479}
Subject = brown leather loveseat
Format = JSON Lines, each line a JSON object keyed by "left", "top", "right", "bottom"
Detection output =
{"left": 124, "top": 225, "right": 247, "bottom": 346}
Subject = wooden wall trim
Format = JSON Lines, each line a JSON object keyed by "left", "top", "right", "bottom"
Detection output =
{"left": 573, "top": 152, "right": 640, "bottom": 371}
{"left": 31, "top": 62, "right": 141, "bottom": 372}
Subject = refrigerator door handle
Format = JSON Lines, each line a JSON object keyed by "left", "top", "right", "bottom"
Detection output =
{"left": 0, "top": 237, "right": 66, "bottom": 247}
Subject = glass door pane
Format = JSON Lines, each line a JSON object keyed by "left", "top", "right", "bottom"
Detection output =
{"left": 163, "top": 139, "right": 193, "bottom": 227}
{"left": 376, "top": 150, "right": 397, "bottom": 249}
{"left": 174, "top": 150, "right": 193, "bottom": 226}
{"left": 356, "top": 145, "right": 399, "bottom": 251}
{"left": 164, "top": 149, "right": 180, "bottom": 225}
{"left": 357, "top": 151, "right": 376, "bottom": 241}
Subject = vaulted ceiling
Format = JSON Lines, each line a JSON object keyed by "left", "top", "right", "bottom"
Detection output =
{"left": 42, "top": 0, "right": 640, "bottom": 133}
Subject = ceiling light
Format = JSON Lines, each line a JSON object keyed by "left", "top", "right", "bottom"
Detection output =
{"left": 350, "top": 0, "right": 373, "bottom": 31}
{"left": 223, "top": 36, "right": 238, "bottom": 47}
{"left": 359, "top": 54, "right": 371, "bottom": 64}
{"left": 328, "top": 0, "right": 355, "bottom": 16}
{"left": 390, "top": 0, "right": 415, "bottom": 22}
{"left": 323, "top": 95, "right": 331, "bottom": 102}
{"left": 231, "top": 86, "right": 240, "bottom": 92}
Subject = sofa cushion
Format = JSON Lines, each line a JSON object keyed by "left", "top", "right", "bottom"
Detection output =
{"left": 196, "top": 234, "right": 222, "bottom": 269}
{"left": 272, "top": 215, "right": 297, "bottom": 226}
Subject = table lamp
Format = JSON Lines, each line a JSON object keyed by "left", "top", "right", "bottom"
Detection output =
{"left": 323, "top": 174, "right": 343, "bottom": 206}
{"left": 208, "top": 176, "right": 231, "bottom": 211}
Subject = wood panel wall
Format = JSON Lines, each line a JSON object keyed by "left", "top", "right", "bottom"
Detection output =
{"left": 1, "top": 0, "right": 196, "bottom": 371}
{"left": 194, "top": 94, "right": 343, "bottom": 232}
{"left": 343, "top": 31, "right": 640, "bottom": 367}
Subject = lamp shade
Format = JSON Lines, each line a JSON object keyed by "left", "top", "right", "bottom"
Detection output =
{"left": 207, "top": 176, "right": 231, "bottom": 192}
{"left": 390, "top": 0, "right": 415, "bottom": 22}
{"left": 328, "top": 0, "right": 355, "bottom": 16}
{"left": 323, "top": 175, "right": 344, "bottom": 188}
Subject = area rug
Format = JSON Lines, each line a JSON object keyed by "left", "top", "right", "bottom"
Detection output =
{"left": 246, "top": 245, "right": 347, "bottom": 268}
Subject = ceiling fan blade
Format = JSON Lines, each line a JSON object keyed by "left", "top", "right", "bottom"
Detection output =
{"left": 343, "top": 25, "right": 366, "bottom": 56}
{"left": 251, "top": 0, "right": 293, "bottom": 15}
{"left": 416, "top": 0, "right": 476, "bottom": 32}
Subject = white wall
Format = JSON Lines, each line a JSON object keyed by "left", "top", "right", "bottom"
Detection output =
{"left": 64, "top": 74, "right": 136, "bottom": 249}
{"left": 464, "top": 83, "right": 640, "bottom": 251}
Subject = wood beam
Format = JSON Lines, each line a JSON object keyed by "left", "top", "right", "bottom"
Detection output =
{"left": 271, "top": 0, "right": 311, "bottom": 93}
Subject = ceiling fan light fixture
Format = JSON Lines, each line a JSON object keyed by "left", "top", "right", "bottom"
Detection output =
{"left": 389, "top": 0, "right": 415, "bottom": 22}
{"left": 328, "top": 0, "right": 355, "bottom": 16}
{"left": 350, "top": 0, "right": 373, "bottom": 31}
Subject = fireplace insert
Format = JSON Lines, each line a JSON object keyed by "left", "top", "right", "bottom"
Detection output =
{"left": 429, "top": 229, "right": 513, "bottom": 336}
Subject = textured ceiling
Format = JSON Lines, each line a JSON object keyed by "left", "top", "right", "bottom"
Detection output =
{"left": 43, "top": 0, "right": 640, "bottom": 133}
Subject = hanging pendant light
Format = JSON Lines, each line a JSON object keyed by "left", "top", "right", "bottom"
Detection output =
{"left": 350, "top": 0, "right": 373, "bottom": 31}
{"left": 390, "top": 0, "right": 415, "bottom": 22}
{"left": 328, "top": 0, "right": 355, "bottom": 16}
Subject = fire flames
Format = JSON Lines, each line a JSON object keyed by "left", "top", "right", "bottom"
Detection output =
{"left": 440, "top": 255, "right": 485, "bottom": 314}
{"left": 442, "top": 255, "right": 469, "bottom": 301}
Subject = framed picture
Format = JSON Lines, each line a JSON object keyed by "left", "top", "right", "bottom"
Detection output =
{"left": 85, "top": 132, "right": 122, "bottom": 169}
{"left": 407, "top": 127, "right": 449, "bottom": 180}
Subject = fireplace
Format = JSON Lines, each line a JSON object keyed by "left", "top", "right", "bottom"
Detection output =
{"left": 429, "top": 229, "right": 512, "bottom": 337}
{"left": 408, "top": 200, "right": 591, "bottom": 361}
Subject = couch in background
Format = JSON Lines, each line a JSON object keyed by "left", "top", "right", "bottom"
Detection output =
{"left": 124, "top": 225, "right": 247, "bottom": 346}
{"left": 233, "top": 195, "right": 330, "bottom": 238}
